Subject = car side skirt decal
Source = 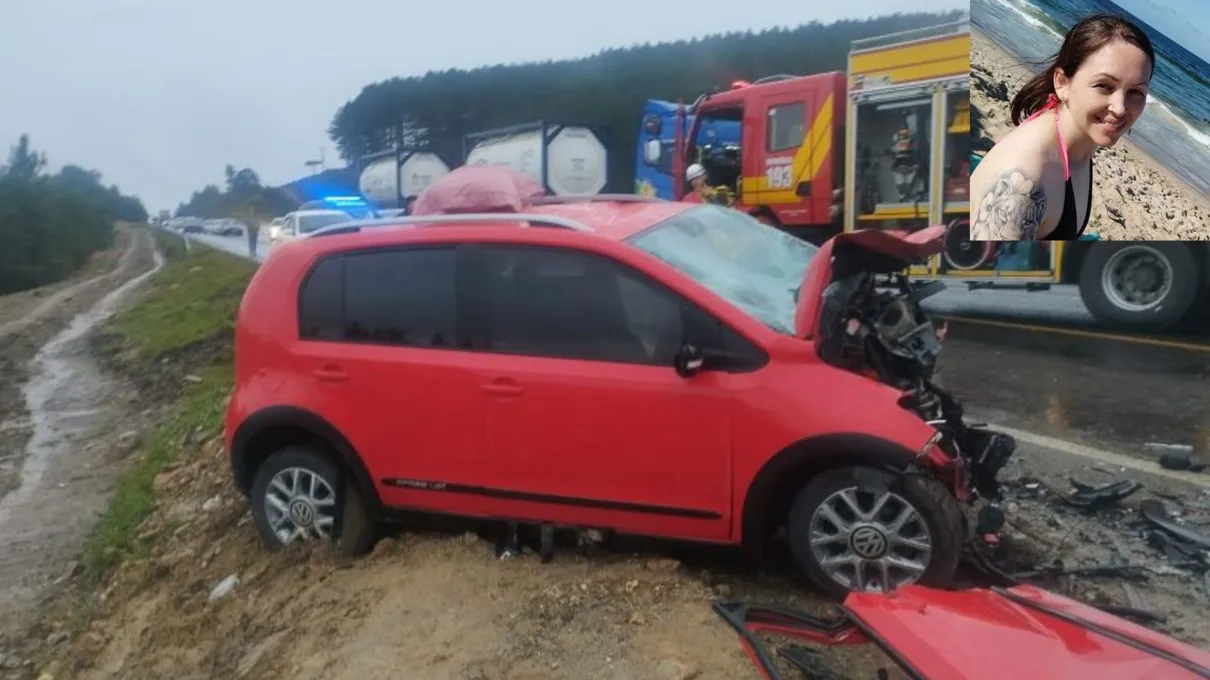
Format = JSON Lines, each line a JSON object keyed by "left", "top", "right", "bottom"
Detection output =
{"left": 380, "top": 478, "right": 722, "bottom": 520}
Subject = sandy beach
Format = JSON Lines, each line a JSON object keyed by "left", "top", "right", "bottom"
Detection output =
{"left": 971, "top": 28, "right": 1210, "bottom": 241}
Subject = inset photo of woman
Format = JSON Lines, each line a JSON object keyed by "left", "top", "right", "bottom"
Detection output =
{"left": 969, "top": 0, "right": 1210, "bottom": 241}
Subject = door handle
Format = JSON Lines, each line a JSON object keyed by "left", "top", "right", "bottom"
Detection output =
{"left": 481, "top": 379, "right": 522, "bottom": 397}
{"left": 313, "top": 366, "right": 348, "bottom": 382}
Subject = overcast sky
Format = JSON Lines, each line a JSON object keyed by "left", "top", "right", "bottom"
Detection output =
{"left": 1, "top": 0, "right": 967, "bottom": 212}
{"left": 1115, "top": 0, "right": 1210, "bottom": 63}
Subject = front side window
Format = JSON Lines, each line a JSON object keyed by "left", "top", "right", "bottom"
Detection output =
{"left": 627, "top": 206, "right": 817, "bottom": 335}
{"left": 473, "top": 245, "right": 685, "bottom": 365}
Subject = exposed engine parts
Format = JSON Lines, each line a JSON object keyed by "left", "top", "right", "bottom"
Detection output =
{"left": 816, "top": 263, "right": 1016, "bottom": 502}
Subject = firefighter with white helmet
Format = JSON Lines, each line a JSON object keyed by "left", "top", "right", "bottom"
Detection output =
{"left": 682, "top": 162, "right": 733, "bottom": 206}
{"left": 683, "top": 163, "right": 709, "bottom": 203}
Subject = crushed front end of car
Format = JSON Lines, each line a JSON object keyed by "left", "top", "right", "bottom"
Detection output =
{"left": 804, "top": 226, "right": 1016, "bottom": 522}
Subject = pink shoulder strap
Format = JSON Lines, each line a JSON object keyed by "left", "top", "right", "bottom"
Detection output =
{"left": 1021, "top": 93, "right": 1070, "bottom": 180}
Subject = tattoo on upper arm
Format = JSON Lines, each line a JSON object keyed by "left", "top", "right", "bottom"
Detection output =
{"left": 969, "top": 170, "right": 1048, "bottom": 241}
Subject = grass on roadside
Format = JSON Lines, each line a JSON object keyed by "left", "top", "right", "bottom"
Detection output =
{"left": 106, "top": 232, "right": 256, "bottom": 360}
{"left": 150, "top": 227, "right": 189, "bottom": 261}
{"left": 79, "top": 233, "right": 256, "bottom": 584}
{"left": 79, "top": 366, "right": 231, "bottom": 582}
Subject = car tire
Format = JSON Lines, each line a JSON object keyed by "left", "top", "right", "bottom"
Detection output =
{"left": 250, "top": 446, "right": 376, "bottom": 556}
{"left": 786, "top": 465, "right": 964, "bottom": 599}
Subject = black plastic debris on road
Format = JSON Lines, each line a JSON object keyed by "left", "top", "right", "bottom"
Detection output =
{"left": 1066, "top": 478, "right": 1144, "bottom": 511}
{"left": 1140, "top": 499, "right": 1210, "bottom": 552}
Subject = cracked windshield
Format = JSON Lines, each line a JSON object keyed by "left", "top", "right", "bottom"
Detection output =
{"left": 1, "top": 0, "right": 1209, "bottom": 678}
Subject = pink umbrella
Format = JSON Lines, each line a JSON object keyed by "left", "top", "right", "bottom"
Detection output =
{"left": 410, "top": 165, "right": 545, "bottom": 216}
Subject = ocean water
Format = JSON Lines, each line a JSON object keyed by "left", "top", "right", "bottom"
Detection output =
{"left": 972, "top": 0, "right": 1210, "bottom": 195}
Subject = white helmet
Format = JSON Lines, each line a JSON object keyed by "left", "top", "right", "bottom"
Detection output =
{"left": 686, "top": 163, "right": 707, "bottom": 182}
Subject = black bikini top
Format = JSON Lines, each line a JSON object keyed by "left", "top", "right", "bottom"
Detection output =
{"left": 1026, "top": 105, "right": 1092, "bottom": 240}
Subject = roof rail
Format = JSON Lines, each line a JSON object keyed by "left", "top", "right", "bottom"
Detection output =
{"left": 308, "top": 212, "right": 594, "bottom": 238}
{"left": 528, "top": 194, "right": 663, "bottom": 205}
{"left": 751, "top": 74, "right": 801, "bottom": 85}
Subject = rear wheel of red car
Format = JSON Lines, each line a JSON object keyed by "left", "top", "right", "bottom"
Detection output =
{"left": 786, "top": 466, "right": 964, "bottom": 599}
{"left": 250, "top": 446, "right": 376, "bottom": 556}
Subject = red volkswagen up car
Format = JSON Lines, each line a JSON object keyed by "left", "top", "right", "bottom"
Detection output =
{"left": 224, "top": 196, "right": 1014, "bottom": 596}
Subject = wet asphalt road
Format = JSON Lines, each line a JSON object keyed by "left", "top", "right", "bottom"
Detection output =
{"left": 183, "top": 229, "right": 1210, "bottom": 463}
{"left": 939, "top": 317, "right": 1210, "bottom": 461}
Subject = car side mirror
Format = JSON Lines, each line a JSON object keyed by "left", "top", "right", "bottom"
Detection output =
{"left": 673, "top": 343, "right": 705, "bottom": 378}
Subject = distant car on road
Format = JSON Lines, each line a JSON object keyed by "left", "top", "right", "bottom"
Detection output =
{"left": 266, "top": 217, "right": 285, "bottom": 241}
{"left": 270, "top": 209, "right": 354, "bottom": 243}
{"left": 179, "top": 218, "right": 205, "bottom": 234}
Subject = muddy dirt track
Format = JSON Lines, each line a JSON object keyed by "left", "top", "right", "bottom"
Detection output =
{"left": 0, "top": 233, "right": 1208, "bottom": 680}
{"left": 0, "top": 227, "right": 162, "bottom": 646}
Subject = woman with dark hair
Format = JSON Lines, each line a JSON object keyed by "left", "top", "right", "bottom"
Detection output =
{"left": 970, "top": 13, "right": 1154, "bottom": 240}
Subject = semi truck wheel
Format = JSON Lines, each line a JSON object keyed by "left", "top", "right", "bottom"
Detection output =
{"left": 942, "top": 218, "right": 995, "bottom": 270}
{"left": 1078, "top": 243, "right": 1201, "bottom": 332}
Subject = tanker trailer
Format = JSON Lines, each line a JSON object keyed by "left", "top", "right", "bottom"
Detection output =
{"left": 462, "top": 122, "right": 609, "bottom": 196}
{"left": 358, "top": 150, "right": 451, "bottom": 208}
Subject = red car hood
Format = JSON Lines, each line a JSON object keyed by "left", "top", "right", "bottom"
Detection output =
{"left": 845, "top": 585, "right": 1210, "bottom": 680}
{"left": 794, "top": 225, "right": 947, "bottom": 341}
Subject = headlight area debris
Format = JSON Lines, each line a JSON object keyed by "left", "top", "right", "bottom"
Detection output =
{"left": 715, "top": 458, "right": 1210, "bottom": 679}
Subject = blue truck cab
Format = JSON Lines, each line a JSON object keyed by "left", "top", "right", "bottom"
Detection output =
{"left": 634, "top": 99, "right": 741, "bottom": 200}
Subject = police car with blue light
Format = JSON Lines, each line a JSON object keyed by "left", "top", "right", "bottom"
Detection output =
{"left": 270, "top": 196, "right": 378, "bottom": 243}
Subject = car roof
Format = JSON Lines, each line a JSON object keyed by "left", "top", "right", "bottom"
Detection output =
{"left": 299, "top": 197, "right": 695, "bottom": 249}
{"left": 524, "top": 199, "right": 693, "bottom": 241}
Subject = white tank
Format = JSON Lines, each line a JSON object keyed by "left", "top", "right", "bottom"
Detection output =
{"left": 358, "top": 153, "right": 450, "bottom": 204}
{"left": 465, "top": 125, "right": 607, "bottom": 196}
{"left": 400, "top": 153, "right": 449, "bottom": 198}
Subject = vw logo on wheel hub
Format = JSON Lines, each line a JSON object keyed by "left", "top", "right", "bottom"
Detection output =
{"left": 849, "top": 525, "right": 889, "bottom": 559}
{"left": 289, "top": 500, "right": 315, "bottom": 527}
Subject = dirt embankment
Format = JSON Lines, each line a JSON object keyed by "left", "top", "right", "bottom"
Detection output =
{"left": 2, "top": 236, "right": 1209, "bottom": 680}
{"left": 971, "top": 29, "right": 1210, "bottom": 240}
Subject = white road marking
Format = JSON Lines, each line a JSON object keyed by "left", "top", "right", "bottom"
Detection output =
{"left": 988, "top": 423, "right": 1210, "bottom": 489}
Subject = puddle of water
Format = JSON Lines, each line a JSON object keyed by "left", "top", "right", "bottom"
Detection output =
{"left": 0, "top": 242, "right": 164, "bottom": 519}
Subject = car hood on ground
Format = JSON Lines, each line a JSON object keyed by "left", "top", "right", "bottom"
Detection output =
{"left": 843, "top": 585, "right": 1210, "bottom": 679}
{"left": 793, "top": 225, "right": 946, "bottom": 341}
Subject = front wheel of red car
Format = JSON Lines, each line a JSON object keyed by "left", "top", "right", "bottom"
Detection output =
{"left": 786, "top": 466, "right": 964, "bottom": 599}
{"left": 249, "top": 446, "right": 376, "bottom": 556}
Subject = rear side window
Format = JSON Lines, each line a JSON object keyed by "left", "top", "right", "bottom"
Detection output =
{"left": 472, "top": 245, "right": 684, "bottom": 365}
{"left": 343, "top": 248, "right": 457, "bottom": 347}
{"left": 297, "top": 247, "right": 457, "bottom": 348}
{"left": 298, "top": 256, "right": 343, "bottom": 340}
